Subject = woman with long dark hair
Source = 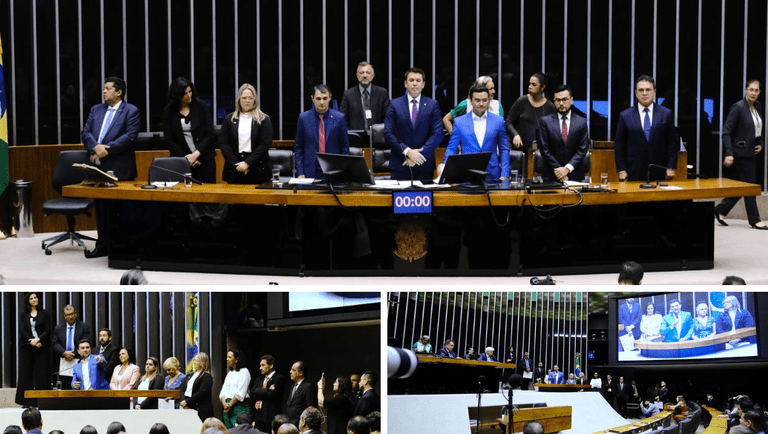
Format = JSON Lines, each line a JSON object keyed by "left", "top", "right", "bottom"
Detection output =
{"left": 134, "top": 357, "right": 165, "bottom": 409}
{"left": 318, "top": 375, "right": 355, "bottom": 434}
{"left": 15, "top": 292, "right": 52, "bottom": 406}
{"left": 163, "top": 77, "right": 217, "bottom": 183}
{"left": 110, "top": 348, "right": 141, "bottom": 390}
{"left": 505, "top": 72, "right": 556, "bottom": 151}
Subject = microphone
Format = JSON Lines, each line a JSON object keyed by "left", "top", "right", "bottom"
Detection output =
{"left": 686, "top": 165, "right": 709, "bottom": 179}
{"left": 478, "top": 375, "right": 486, "bottom": 387}
{"left": 640, "top": 163, "right": 670, "bottom": 189}
{"left": 148, "top": 165, "right": 203, "bottom": 185}
{"left": 51, "top": 365, "right": 76, "bottom": 389}
{"left": 507, "top": 374, "right": 524, "bottom": 390}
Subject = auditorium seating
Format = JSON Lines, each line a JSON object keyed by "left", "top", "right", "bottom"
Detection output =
{"left": 369, "top": 123, "right": 390, "bottom": 178}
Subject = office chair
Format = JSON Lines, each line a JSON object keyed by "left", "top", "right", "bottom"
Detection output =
{"left": 148, "top": 156, "right": 191, "bottom": 182}
{"left": 268, "top": 149, "right": 295, "bottom": 177}
{"left": 369, "top": 123, "right": 390, "bottom": 178}
{"left": 41, "top": 150, "right": 97, "bottom": 255}
{"left": 509, "top": 150, "right": 525, "bottom": 177}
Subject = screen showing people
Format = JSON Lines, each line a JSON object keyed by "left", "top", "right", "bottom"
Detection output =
{"left": 617, "top": 292, "right": 757, "bottom": 361}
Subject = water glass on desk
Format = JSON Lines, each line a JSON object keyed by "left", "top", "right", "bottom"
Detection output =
{"left": 511, "top": 170, "right": 520, "bottom": 187}
{"left": 600, "top": 173, "right": 609, "bottom": 188}
{"left": 184, "top": 173, "right": 192, "bottom": 188}
{"left": 272, "top": 167, "right": 281, "bottom": 184}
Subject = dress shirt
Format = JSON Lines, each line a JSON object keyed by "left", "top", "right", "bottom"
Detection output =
{"left": 728, "top": 310, "right": 737, "bottom": 331}
{"left": 67, "top": 325, "right": 75, "bottom": 351}
{"left": 676, "top": 314, "right": 683, "bottom": 337}
{"left": 185, "top": 371, "right": 201, "bottom": 397}
{"left": 560, "top": 110, "right": 575, "bottom": 172}
{"left": 751, "top": 109, "right": 762, "bottom": 138}
{"left": 472, "top": 112, "right": 487, "bottom": 148}
{"left": 219, "top": 368, "right": 252, "bottom": 402}
{"left": 403, "top": 94, "right": 422, "bottom": 156}
{"left": 81, "top": 357, "right": 91, "bottom": 390}
{"left": 30, "top": 317, "right": 39, "bottom": 339}
{"left": 590, "top": 378, "right": 602, "bottom": 389}
{"left": 238, "top": 113, "right": 253, "bottom": 153}
{"left": 290, "top": 378, "right": 304, "bottom": 401}
{"left": 98, "top": 100, "right": 123, "bottom": 144}
{"left": 638, "top": 103, "right": 653, "bottom": 131}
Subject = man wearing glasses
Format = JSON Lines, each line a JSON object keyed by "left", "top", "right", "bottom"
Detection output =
{"left": 51, "top": 305, "right": 91, "bottom": 389}
{"left": 537, "top": 85, "right": 590, "bottom": 182}
{"left": 614, "top": 75, "right": 678, "bottom": 182}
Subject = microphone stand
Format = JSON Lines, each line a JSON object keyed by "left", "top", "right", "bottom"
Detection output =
{"left": 476, "top": 376, "right": 485, "bottom": 434}
{"left": 640, "top": 163, "right": 670, "bottom": 189}
{"left": 145, "top": 165, "right": 204, "bottom": 190}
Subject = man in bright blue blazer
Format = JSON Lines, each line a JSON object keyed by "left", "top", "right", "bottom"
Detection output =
{"left": 548, "top": 365, "right": 565, "bottom": 384}
{"left": 614, "top": 75, "right": 678, "bottom": 182}
{"left": 294, "top": 84, "right": 349, "bottom": 179}
{"left": 384, "top": 68, "right": 444, "bottom": 180}
{"left": 538, "top": 85, "right": 590, "bottom": 182}
{"left": 441, "top": 84, "right": 509, "bottom": 182}
{"left": 71, "top": 340, "right": 109, "bottom": 390}
{"left": 660, "top": 299, "right": 693, "bottom": 342}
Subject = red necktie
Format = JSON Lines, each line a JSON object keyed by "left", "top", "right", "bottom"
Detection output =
{"left": 561, "top": 116, "right": 568, "bottom": 141}
{"left": 318, "top": 115, "right": 326, "bottom": 153}
{"left": 255, "top": 376, "right": 269, "bottom": 409}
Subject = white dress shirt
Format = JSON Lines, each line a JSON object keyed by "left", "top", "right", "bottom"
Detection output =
{"left": 638, "top": 103, "right": 653, "bottom": 131}
{"left": 238, "top": 113, "right": 253, "bottom": 153}
{"left": 472, "top": 112, "right": 487, "bottom": 148}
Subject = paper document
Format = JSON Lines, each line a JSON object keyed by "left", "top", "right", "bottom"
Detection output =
{"left": 158, "top": 399, "right": 175, "bottom": 410}
{"left": 151, "top": 181, "right": 179, "bottom": 187}
{"left": 523, "top": 371, "right": 533, "bottom": 379}
{"left": 289, "top": 178, "right": 315, "bottom": 184}
{"left": 660, "top": 186, "right": 684, "bottom": 190}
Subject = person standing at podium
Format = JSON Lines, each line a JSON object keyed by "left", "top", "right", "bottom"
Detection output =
{"left": 547, "top": 364, "right": 564, "bottom": 384}
{"left": 72, "top": 340, "right": 109, "bottom": 390}
{"left": 52, "top": 305, "right": 91, "bottom": 390}
{"left": 15, "top": 292, "right": 51, "bottom": 407}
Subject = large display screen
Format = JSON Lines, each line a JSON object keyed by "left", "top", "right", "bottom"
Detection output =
{"left": 614, "top": 292, "right": 758, "bottom": 362}
{"left": 288, "top": 292, "right": 380, "bottom": 312}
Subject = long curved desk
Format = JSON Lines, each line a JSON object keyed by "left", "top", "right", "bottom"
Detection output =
{"left": 634, "top": 327, "right": 756, "bottom": 358}
{"left": 63, "top": 178, "right": 760, "bottom": 276}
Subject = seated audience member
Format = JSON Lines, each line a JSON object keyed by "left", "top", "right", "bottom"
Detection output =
{"left": 106, "top": 422, "right": 126, "bottom": 434}
{"left": 354, "top": 372, "right": 380, "bottom": 417}
{"left": 723, "top": 275, "right": 747, "bottom": 285}
{"left": 317, "top": 375, "right": 354, "bottom": 434}
{"left": 566, "top": 373, "right": 576, "bottom": 384}
{"left": 692, "top": 301, "right": 716, "bottom": 339}
{"left": 201, "top": 418, "right": 229, "bottom": 434}
{"left": 80, "top": 425, "right": 98, "bottom": 434}
{"left": 4, "top": 427, "right": 22, "bottom": 434}
{"left": 346, "top": 416, "right": 370, "bottom": 434}
{"left": 522, "top": 420, "right": 545, "bottom": 434}
{"left": 464, "top": 348, "right": 475, "bottom": 359}
{"left": 640, "top": 302, "right": 663, "bottom": 342}
{"left": 365, "top": 412, "right": 380, "bottom": 434}
{"left": 618, "top": 261, "right": 644, "bottom": 285}
{"left": 548, "top": 365, "right": 564, "bottom": 384}
{"left": 21, "top": 408, "right": 44, "bottom": 434}
{"left": 134, "top": 357, "right": 164, "bottom": 409}
{"left": 72, "top": 340, "right": 109, "bottom": 390}
{"left": 660, "top": 300, "right": 694, "bottom": 342}
{"left": 271, "top": 415, "right": 291, "bottom": 434}
{"left": 412, "top": 335, "right": 432, "bottom": 353}
{"left": 730, "top": 426, "right": 757, "bottom": 434}
{"left": 110, "top": 348, "right": 141, "bottom": 390}
{"left": 436, "top": 339, "right": 456, "bottom": 358}
{"left": 149, "top": 424, "right": 170, "bottom": 434}
{"left": 641, "top": 400, "right": 660, "bottom": 417}
{"left": 119, "top": 269, "right": 148, "bottom": 285}
{"left": 741, "top": 410, "right": 766, "bottom": 434}
{"left": 478, "top": 347, "right": 497, "bottom": 362}
{"left": 297, "top": 407, "right": 324, "bottom": 434}
{"left": 228, "top": 413, "right": 262, "bottom": 434}
{"left": 276, "top": 425, "right": 299, "bottom": 434}
{"left": 716, "top": 295, "right": 755, "bottom": 344}
{"left": 163, "top": 356, "right": 187, "bottom": 409}
{"left": 667, "top": 395, "right": 689, "bottom": 423}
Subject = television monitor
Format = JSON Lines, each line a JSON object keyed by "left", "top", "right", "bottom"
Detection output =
{"left": 611, "top": 292, "right": 760, "bottom": 363}
{"left": 317, "top": 153, "right": 374, "bottom": 185}
{"left": 438, "top": 152, "right": 492, "bottom": 185}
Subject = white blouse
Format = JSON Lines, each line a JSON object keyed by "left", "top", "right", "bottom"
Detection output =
{"left": 137, "top": 377, "right": 151, "bottom": 405}
{"left": 219, "top": 368, "right": 251, "bottom": 402}
{"left": 238, "top": 113, "right": 253, "bottom": 153}
{"left": 185, "top": 371, "right": 200, "bottom": 397}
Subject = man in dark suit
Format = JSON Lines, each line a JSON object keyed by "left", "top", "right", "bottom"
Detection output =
{"left": 295, "top": 84, "right": 349, "bottom": 179}
{"left": 618, "top": 297, "right": 642, "bottom": 344}
{"left": 614, "top": 376, "right": 628, "bottom": 417}
{"left": 519, "top": 352, "right": 533, "bottom": 390}
{"left": 251, "top": 354, "right": 287, "bottom": 433}
{"left": 230, "top": 413, "right": 266, "bottom": 434}
{"left": 538, "top": 85, "right": 590, "bottom": 182}
{"left": 353, "top": 371, "right": 380, "bottom": 417}
{"left": 51, "top": 305, "right": 91, "bottom": 389}
{"left": 81, "top": 76, "right": 140, "bottom": 258}
{"left": 436, "top": 339, "right": 456, "bottom": 358}
{"left": 285, "top": 361, "right": 318, "bottom": 426}
{"left": 384, "top": 67, "right": 444, "bottom": 180}
{"left": 97, "top": 328, "right": 120, "bottom": 383}
{"left": 340, "top": 61, "right": 390, "bottom": 131}
{"left": 614, "top": 75, "right": 678, "bottom": 182}
{"left": 298, "top": 407, "right": 326, "bottom": 434}
{"left": 71, "top": 340, "right": 109, "bottom": 390}
{"left": 440, "top": 84, "right": 509, "bottom": 182}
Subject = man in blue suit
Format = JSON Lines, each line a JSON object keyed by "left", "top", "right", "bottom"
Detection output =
{"left": 614, "top": 75, "right": 678, "bottom": 182}
{"left": 294, "top": 84, "right": 349, "bottom": 179}
{"left": 618, "top": 297, "right": 642, "bottom": 341}
{"left": 81, "top": 77, "right": 140, "bottom": 258}
{"left": 538, "top": 85, "right": 590, "bottom": 182}
{"left": 436, "top": 339, "right": 456, "bottom": 358}
{"left": 548, "top": 365, "right": 564, "bottom": 384}
{"left": 440, "top": 84, "right": 509, "bottom": 182}
{"left": 660, "top": 299, "right": 693, "bottom": 342}
{"left": 71, "top": 340, "right": 109, "bottom": 390}
{"left": 478, "top": 347, "right": 497, "bottom": 362}
{"left": 384, "top": 68, "right": 444, "bottom": 180}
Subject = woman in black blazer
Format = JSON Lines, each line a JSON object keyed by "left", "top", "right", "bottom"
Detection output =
{"left": 180, "top": 352, "right": 214, "bottom": 421}
{"left": 134, "top": 356, "right": 166, "bottom": 410}
{"left": 715, "top": 79, "right": 767, "bottom": 230}
{"left": 218, "top": 83, "right": 273, "bottom": 184}
{"left": 15, "top": 292, "right": 52, "bottom": 406}
{"left": 163, "top": 77, "right": 217, "bottom": 183}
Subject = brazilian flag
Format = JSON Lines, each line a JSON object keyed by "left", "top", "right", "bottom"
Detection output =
{"left": 1, "top": 34, "right": 9, "bottom": 197}
{"left": 186, "top": 293, "right": 200, "bottom": 373}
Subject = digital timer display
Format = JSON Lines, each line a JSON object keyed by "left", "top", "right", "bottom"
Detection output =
{"left": 392, "top": 190, "right": 433, "bottom": 214}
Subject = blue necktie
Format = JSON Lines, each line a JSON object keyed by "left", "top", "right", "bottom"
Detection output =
{"left": 67, "top": 326, "right": 73, "bottom": 352}
{"left": 643, "top": 107, "right": 651, "bottom": 142}
{"left": 98, "top": 108, "right": 115, "bottom": 144}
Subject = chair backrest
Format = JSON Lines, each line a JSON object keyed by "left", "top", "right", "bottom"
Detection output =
{"left": 149, "top": 156, "right": 191, "bottom": 182}
{"left": 509, "top": 150, "right": 525, "bottom": 175}
{"left": 680, "top": 417, "right": 696, "bottom": 434}
{"left": 660, "top": 423, "right": 681, "bottom": 434}
{"left": 533, "top": 150, "right": 544, "bottom": 175}
{"left": 373, "top": 149, "right": 391, "bottom": 173}
{"left": 582, "top": 151, "right": 591, "bottom": 178}
{"left": 267, "top": 149, "right": 295, "bottom": 177}
{"left": 348, "top": 132, "right": 364, "bottom": 149}
{"left": 52, "top": 150, "right": 93, "bottom": 195}
{"left": 348, "top": 147, "right": 364, "bottom": 157}
{"left": 370, "top": 123, "right": 387, "bottom": 148}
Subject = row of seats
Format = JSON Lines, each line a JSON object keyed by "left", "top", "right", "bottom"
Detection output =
{"left": 648, "top": 401, "right": 702, "bottom": 434}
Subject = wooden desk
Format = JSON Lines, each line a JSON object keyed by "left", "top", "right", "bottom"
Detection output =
{"left": 590, "top": 410, "right": 673, "bottom": 434}
{"left": 533, "top": 383, "right": 592, "bottom": 392}
{"left": 417, "top": 354, "right": 515, "bottom": 369}
{"left": 701, "top": 406, "right": 728, "bottom": 434}
{"left": 26, "top": 389, "right": 180, "bottom": 410}
{"left": 62, "top": 178, "right": 760, "bottom": 277}
{"left": 497, "top": 405, "right": 572, "bottom": 434}
{"left": 390, "top": 355, "right": 514, "bottom": 395}
{"left": 634, "top": 327, "right": 757, "bottom": 358}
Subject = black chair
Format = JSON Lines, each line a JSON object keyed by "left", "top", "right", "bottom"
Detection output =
{"left": 268, "top": 149, "right": 295, "bottom": 177}
{"left": 509, "top": 150, "right": 525, "bottom": 177}
{"left": 348, "top": 131, "right": 364, "bottom": 149}
{"left": 348, "top": 147, "right": 364, "bottom": 157}
{"left": 148, "top": 156, "right": 191, "bottom": 182}
{"left": 532, "top": 150, "right": 545, "bottom": 176}
{"left": 41, "top": 150, "right": 97, "bottom": 255}
{"left": 582, "top": 151, "right": 592, "bottom": 182}
{"left": 679, "top": 417, "right": 697, "bottom": 434}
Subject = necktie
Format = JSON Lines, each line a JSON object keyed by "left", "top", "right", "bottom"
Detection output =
{"left": 318, "top": 115, "right": 325, "bottom": 154}
{"left": 289, "top": 383, "right": 298, "bottom": 403}
{"left": 67, "top": 326, "right": 73, "bottom": 352}
{"left": 643, "top": 107, "right": 651, "bottom": 141}
{"left": 363, "top": 89, "right": 370, "bottom": 129}
{"left": 411, "top": 99, "right": 419, "bottom": 124}
{"left": 98, "top": 107, "right": 115, "bottom": 144}
{"left": 561, "top": 115, "right": 568, "bottom": 141}
{"left": 255, "top": 376, "right": 269, "bottom": 409}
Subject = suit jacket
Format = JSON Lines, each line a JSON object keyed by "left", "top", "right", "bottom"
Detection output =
{"left": 82, "top": 100, "right": 141, "bottom": 180}
{"left": 548, "top": 372, "right": 564, "bottom": 385}
{"left": 436, "top": 348, "right": 456, "bottom": 358}
{"left": 614, "top": 382, "right": 628, "bottom": 400}
{"left": 250, "top": 372, "right": 287, "bottom": 426}
{"left": 353, "top": 388, "right": 380, "bottom": 417}
{"left": 478, "top": 353, "right": 497, "bottom": 362}
{"left": 443, "top": 112, "right": 510, "bottom": 181}
{"left": 99, "top": 341, "right": 120, "bottom": 383}
{"left": 660, "top": 311, "right": 694, "bottom": 342}
{"left": 285, "top": 379, "right": 319, "bottom": 426}
{"left": 294, "top": 108, "right": 350, "bottom": 178}
{"left": 109, "top": 363, "right": 141, "bottom": 390}
{"left": 619, "top": 302, "right": 642, "bottom": 340}
{"left": 163, "top": 98, "right": 216, "bottom": 163}
{"left": 51, "top": 320, "right": 91, "bottom": 360}
{"left": 723, "top": 99, "right": 764, "bottom": 158}
{"left": 384, "top": 94, "right": 444, "bottom": 180}
{"left": 538, "top": 111, "right": 590, "bottom": 181}
{"left": 180, "top": 371, "right": 214, "bottom": 421}
{"left": 518, "top": 357, "right": 533, "bottom": 375}
{"left": 72, "top": 356, "right": 109, "bottom": 390}
{"left": 218, "top": 113, "right": 274, "bottom": 183}
{"left": 135, "top": 375, "right": 165, "bottom": 409}
{"left": 340, "top": 84, "right": 390, "bottom": 130}
{"left": 715, "top": 309, "right": 755, "bottom": 333}
{"left": 614, "top": 103, "right": 678, "bottom": 181}
{"left": 19, "top": 310, "right": 51, "bottom": 348}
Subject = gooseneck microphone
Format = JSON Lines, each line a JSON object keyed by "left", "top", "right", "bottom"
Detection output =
{"left": 640, "top": 163, "right": 671, "bottom": 189}
{"left": 149, "top": 165, "right": 204, "bottom": 185}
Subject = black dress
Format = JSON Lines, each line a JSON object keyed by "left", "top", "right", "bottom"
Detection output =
{"left": 324, "top": 393, "right": 355, "bottom": 434}
{"left": 15, "top": 309, "right": 52, "bottom": 406}
{"left": 163, "top": 98, "right": 218, "bottom": 184}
